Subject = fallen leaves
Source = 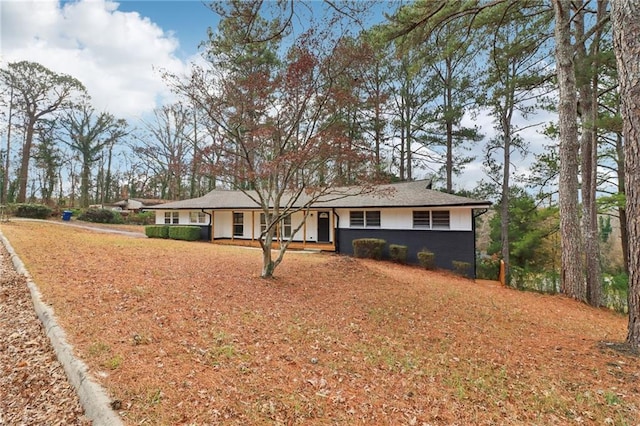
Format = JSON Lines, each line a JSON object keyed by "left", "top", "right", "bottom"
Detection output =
{"left": 1, "top": 220, "right": 640, "bottom": 425}
{"left": 0, "top": 242, "right": 90, "bottom": 425}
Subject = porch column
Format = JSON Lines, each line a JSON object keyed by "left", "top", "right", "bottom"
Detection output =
{"left": 251, "top": 211, "right": 255, "bottom": 241}
{"left": 303, "top": 216, "right": 307, "bottom": 248}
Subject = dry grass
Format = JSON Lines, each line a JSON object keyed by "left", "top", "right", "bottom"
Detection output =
{"left": 2, "top": 220, "right": 639, "bottom": 425}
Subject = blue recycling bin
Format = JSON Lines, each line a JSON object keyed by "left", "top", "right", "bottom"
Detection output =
{"left": 62, "top": 210, "right": 72, "bottom": 221}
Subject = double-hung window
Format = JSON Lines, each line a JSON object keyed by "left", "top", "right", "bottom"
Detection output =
{"left": 350, "top": 211, "right": 381, "bottom": 228}
{"left": 233, "top": 212, "right": 244, "bottom": 237}
{"left": 412, "top": 210, "right": 450, "bottom": 229}
{"left": 431, "top": 210, "right": 450, "bottom": 229}
{"left": 189, "top": 211, "right": 207, "bottom": 224}
{"left": 164, "top": 211, "right": 179, "bottom": 224}
{"left": 260, "top": 213, "right": 269, "bottom": 234}
{"left": 412, "top": 211, "right": 430, "bottom": 228}
{"left": 281, "top": 214, "right": 292, "bottom": 238}
{"left": 260, "top": 213, "right": 291, "bottom": 238}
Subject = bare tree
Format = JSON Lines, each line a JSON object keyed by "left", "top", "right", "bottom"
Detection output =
{"left": 59, "top": 98, "right": 128, "bottom": 207}
{"left": 170, "top": 1, "right": 385, "bottom": 278}
{"left": 133, "top": 103, "right": 193, "bottom": 200}
{"left": 0, "top": 61, "right": 85, "bottom": 203}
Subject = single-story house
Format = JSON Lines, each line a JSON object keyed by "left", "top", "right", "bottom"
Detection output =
{"left": 108, "top": 198, "right": 169, "bottom": 213}
{"left": 146, "top": 180, "right": 491, "bottom": 277}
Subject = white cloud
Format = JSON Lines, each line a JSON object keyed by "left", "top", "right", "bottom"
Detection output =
{"left": 0, "top": 0, "right": 188, "bottom": 119}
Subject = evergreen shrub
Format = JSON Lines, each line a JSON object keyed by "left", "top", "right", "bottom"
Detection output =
{"left": 452, "top": 260, "right": 472, "bottom": 277}
{"left": 476, "top": 256, "right": 500, "bottom": 280}
{"left": 78, "top": 208, "right": 124, "bottom": 224}
{"left": 145, "top": 225, "right": 170, "bottom": 239}
{"left": 15, "top": 203, "right": 52, "bottom": 219}
{"left": 417, "top": 250, "right": 435, "bottom": 270}
{"left": 389, "top": 244, "right": 408, "bottom": 263}
{"left": 168, "top": 226, "right": 201, "bottom": 241}
{"left": 352, "top": 238, "right": 386, "bottom": 260}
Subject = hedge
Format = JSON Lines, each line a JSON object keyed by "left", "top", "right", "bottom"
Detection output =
{"left": 352, "top": 238, "right": 386, "bottom": 260}
{"left": 452, "top": 260, "right": 472, "bottom": 278}
{"left": 145, "top": 225, "right": 170, "bottom": 239}
{"left": 168, "top": 226, "right": 201, "bottom": 241}
{"left": 77, "top": 208, "right": 124, "bottom": 224}
{"left": 15, "top": 203, "right": 52, "bottom": 219}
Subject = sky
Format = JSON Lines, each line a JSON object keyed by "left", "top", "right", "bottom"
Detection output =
{"left": 0, "top": 0, "right": 553, "bottom": 192}
{"left": 1, "top": 0, "right": 214, "bottom": 118}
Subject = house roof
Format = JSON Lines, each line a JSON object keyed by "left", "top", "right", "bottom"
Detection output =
{"left": 146, "top": 180, "right": 491, "bottom": 211}
{"left": 110, "top": 198, "right": 171, "bottom": 208}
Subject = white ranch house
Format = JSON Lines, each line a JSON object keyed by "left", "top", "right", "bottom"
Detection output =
{"left": 147, "top": 180, "right": 491, "bottom": 277}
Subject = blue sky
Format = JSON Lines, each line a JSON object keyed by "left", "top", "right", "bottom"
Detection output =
{"left": 1, "top": 0, "right": 396, "bottom": 117}
{"left": 0, "top": 0, "right": 550, "bottom": 189}
{"left": 115, "top": 1, "right": 217, "bottom": 59}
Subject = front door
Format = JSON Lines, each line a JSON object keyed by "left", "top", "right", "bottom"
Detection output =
{"left": 317, "top": 212, "right": 330, "bottom": 242}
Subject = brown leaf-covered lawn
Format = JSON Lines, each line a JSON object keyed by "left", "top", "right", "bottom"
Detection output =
{"left": 2, "top": 220, "right": 639, "bottom": 425}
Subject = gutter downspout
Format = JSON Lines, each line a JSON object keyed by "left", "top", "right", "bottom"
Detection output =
{"left": 332, "top": 208, "right": 340, "bottom": 253}
{"left": 202, "top": 209, "right": 212, "bottom": 241}
{"left": 472, "top": 208, "right": 489, "bottom": 280}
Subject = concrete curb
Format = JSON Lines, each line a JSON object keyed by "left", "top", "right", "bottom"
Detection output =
{"left": 0, "top": 230, "right": 124, "bottom": 426}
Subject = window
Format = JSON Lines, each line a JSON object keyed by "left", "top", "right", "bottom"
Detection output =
{"left": 260, "top": 213, "right": 268, "bottom": 234}
{"left": 413, "top": 211, "right": 430, "bottom": 228}
{"left": 164, "top": 211, "right": 179, "bottom": 224}
{"left": 431, "top": 210, "right": 450, "bottom": 229}
{"left": 350, "top": 211, "right": 380, "bottom": 228}
{"left": 282, "top": 214, "right": 292, "bottom": 238}
{"left": 189, "top": 211, "right": 207, "bottom": 224}
{"left": 260, "top": 213, "right": 291, "bottom": 238}
{"left": 350, "top": 211, "right": 364, "bottom": 227}
{"left": 366, "top": 211, "right": 381, "bottom": 227}
{"left": 233, "top": 212, "right": 244, "bottom": 237}
{"left": 412, "top": 210, "right": 450, "bottom": 229}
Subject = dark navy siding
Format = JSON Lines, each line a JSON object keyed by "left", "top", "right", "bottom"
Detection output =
{"left": 337, "top": 228, "right": 475, "bottom": 277}
{"left": 199, "top": 225, "right": 211, "bottom": 241}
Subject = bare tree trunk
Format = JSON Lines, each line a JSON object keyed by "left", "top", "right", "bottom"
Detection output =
{"left": 612, "top": 0, "right": 640, "bottom": 351}
{"left": 575, "top": 2, "right": 603, "bottom": 306}
{"left": 552, "top": 0, "right": 585, "bottom": 301}
{"left": 405, "top": 101, "right": 412, "bottom": 180}
{"left": 501, "top": 118, "right": 511, "bottom": 286}
{"left": 17, "top": 118, "right": 35, "bottom": 203}
{"left": 260, "top": 218, "right": 277, "bottom": 278}
{"left": 445, "top": 75, "right": 453, "bottom": 193}
{"left": 104, "top": 144, "right": 114, "bottom": 203}
{"left": 615, "top": 132, "right": 630, "bottom": 274}
{"left": 3, "top": 87, "right": 13, "bottom": 204}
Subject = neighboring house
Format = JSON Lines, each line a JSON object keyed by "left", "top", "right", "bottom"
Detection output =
{"left": 145, "top": 180, "right": 491, "bottom": 277}
{"left": 109, "top": 198, "right": 169, "bottom": 213}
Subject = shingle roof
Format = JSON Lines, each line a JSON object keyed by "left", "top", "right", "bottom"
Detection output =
{"left": 146, "top": 180, "right": 491, "bottom": 210}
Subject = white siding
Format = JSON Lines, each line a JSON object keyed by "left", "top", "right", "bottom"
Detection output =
{"left": 156, "top": 210, "right": 213, "bottom": 226}
{"left": 155, "top": 210, "right": 187, "bottom": 225}
{"left": 305, "top": 211, "right": 319, "bottom": 241}
{"left": 253, "top": 211, "right": 317, "bottom": 241}
{"left": 209, "top": 209, "right": 330, "bottom": 242}
{"left": 335, "top": 207, "right": 473, "bottom": 231}
{"left": 214, "top": 211, "right": 233, "bottom": 238}
{"left": 155, "top": 211, "right": 164, "bottom": 225}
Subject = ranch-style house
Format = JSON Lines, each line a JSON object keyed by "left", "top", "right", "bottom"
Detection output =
{"left": 147, "top": 180, "right": 491, "bottom": 277}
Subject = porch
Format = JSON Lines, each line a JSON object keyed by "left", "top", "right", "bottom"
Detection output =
{"left": 212, "top": 238, "right": 336, "bottom": 252}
